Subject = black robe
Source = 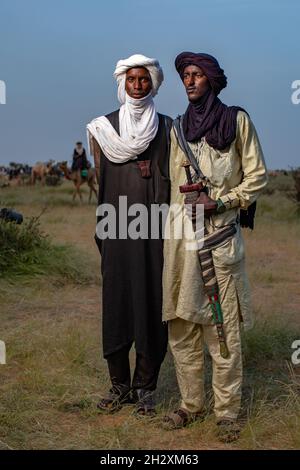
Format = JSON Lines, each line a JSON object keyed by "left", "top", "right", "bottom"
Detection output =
{"left": 71, "top": 148, "right": 89, "bottom": 171}
{"left": 95, "top": 110, "right": 172, "bottom": 364}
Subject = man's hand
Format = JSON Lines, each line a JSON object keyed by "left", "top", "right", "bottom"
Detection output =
{"left": 184, "top": 189, "right": 224, "bottom": 218}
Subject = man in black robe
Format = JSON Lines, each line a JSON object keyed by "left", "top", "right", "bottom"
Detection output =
{"left": 71, "top": 142, "right": 90, "bottom": 173}
{"left": 87, "top": 54, "right": 172, "bottom": 416}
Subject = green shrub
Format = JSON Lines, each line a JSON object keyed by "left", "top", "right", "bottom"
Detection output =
{"left": 0, "top": 215, "right": 94, "bottom": 283}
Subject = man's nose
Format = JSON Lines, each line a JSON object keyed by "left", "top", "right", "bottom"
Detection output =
{"left": 186, "top": 76, "right": 195, "bottom": 87}
{"left": 134, "top": 79, "right": 142, "bottom": 89}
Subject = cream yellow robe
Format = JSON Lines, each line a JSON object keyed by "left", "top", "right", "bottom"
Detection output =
{"left": 162, "top": 111, "right": 268, "bottom": 330}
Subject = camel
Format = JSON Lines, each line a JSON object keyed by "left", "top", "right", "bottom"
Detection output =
{"left": 31, "top": 162, "right": 50, "bottom": 185}
{"left": 59, "top": 161, "right": 97, "bottom": 203}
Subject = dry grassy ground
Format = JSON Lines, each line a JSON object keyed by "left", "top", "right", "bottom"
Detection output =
{"left": 0, "top": 178, "right": 299, "bottom": 450}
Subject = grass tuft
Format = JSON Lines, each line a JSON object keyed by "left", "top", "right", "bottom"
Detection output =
{"left": 0, "top": 214, "right": 95, "bottom": 284}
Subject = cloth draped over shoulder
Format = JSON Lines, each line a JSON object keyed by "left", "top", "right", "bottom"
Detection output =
{"left": 86, "top": 54, "right": 164, "bottom": 164}
{"left": 175, "top": 51, "right": 246, "bottom": 150}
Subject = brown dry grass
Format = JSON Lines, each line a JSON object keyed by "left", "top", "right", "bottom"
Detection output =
{"left": 0, "top": 180, "right": 299, "bottom": 450}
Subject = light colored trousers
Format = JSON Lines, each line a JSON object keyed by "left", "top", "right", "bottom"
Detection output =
{"left": 168, "top": 312, "right": 243, "bottom": 420}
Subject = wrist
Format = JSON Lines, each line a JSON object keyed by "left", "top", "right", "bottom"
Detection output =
{"left": 216, "top": 198, "right": 226, "bottom": 214}
{"left": 219, "top": 194, "right": 240, "bottom": 210}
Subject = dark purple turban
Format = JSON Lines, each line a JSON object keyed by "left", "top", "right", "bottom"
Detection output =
{"left": 175, "top": 51, "right": 246, "bottom": 149}
{"left": 175, "top": 51, "right": 227, "bottom": 96}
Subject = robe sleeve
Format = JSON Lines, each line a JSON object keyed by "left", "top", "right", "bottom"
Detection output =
{"left": 219, "top": 111, "right": 268, "bottom": 210}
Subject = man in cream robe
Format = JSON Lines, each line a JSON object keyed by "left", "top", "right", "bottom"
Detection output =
{"left": 162, "top": 52, "right": 268, "bottom": 441}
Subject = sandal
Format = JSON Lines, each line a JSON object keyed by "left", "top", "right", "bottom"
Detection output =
{"left": 216, "top": 419, "right": 241, "bottom": 443}
{"left": 162, "top": 408, "right": 205, "bottom": 430}
{"left": 134, "top": 389, "right": 156, "bottom": 418}
{"left": 97, "top": 385, "right": 133, "bottom": 414}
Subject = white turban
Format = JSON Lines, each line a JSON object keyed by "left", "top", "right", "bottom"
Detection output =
{"left": 113, "top": 54, "right": 164, "bottom": 104}
{"left": 87, "top": 54, "right": 163, "bottom": 164}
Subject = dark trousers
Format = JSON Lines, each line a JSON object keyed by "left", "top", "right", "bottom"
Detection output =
{"left": 107, "top": 342, "right": 163, "bottom": 391}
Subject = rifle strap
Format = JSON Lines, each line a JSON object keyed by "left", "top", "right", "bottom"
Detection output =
{"left": 173, "top": 116, "right": 205, "bottom": 180}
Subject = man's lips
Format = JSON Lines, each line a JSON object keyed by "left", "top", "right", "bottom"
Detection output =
{"left": 187, "top": 88, "right": 196, "bottom": 94}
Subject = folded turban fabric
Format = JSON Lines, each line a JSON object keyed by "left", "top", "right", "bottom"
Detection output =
{"left": 175, "top": 51, "right": 227, "bottom": 96}
{"left": 174, "top": 51, "right": 246, "bottom": 149}
{"left": 87, "top": 54, "right": 163, "bottom": 163}
{"left": 114, "top": 54, "right": 164, "bottom": 104}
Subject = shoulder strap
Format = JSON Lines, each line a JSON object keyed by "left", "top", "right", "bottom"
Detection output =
{"left": 173, "top": 116, "right": 204, "bottom": 180}
{"left": 164, "top": 115, "right": 172, "bottom": 158}
{"left": 173, "top": 117, "right": 256, "bottom": 230}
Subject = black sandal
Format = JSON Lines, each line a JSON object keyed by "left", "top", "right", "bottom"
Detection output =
{"left": 134, "top": 389, "right": 156, "bottom": 418}
{"left": 97, "top": 385, "right": 133, "bottom": 414}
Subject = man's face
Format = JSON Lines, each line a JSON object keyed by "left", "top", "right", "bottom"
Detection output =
{"left": 182, "top": 65, "right": 210, "bottom": 102}
{"left": 125, "top": 67, "right": 152, "bottom": 99}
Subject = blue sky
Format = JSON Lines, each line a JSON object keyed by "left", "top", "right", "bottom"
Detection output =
{"left": 0, "top": 0, "right": 299, "bottom": 168}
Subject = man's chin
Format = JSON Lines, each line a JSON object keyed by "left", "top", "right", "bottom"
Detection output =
{"left": 187, "top": 93, "right": 200, "bottom": 103}
{"left": 188, "top": 97, "right": 199, "bottom": 103}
